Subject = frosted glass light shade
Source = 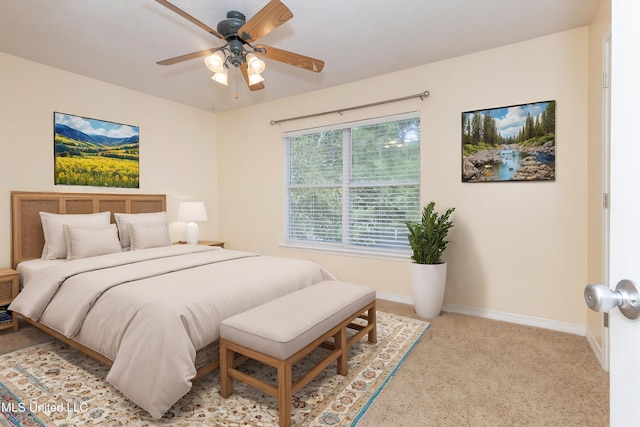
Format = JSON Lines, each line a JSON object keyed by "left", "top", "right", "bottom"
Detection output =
{"left": 204, "top": 51, "right": 226, "bottom": 73}
{"left": 246, "top": 53, "right": 265, "bottom": 74}
{"left": 211, "top": 68, "right": 228, "bottom": 86}
{"left": 248, "top": 71, "right": 264, "bottom": 86}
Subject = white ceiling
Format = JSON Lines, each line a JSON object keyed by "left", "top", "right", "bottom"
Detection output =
{"left": 0, "top": 0, "right": 598, "bottom": 112}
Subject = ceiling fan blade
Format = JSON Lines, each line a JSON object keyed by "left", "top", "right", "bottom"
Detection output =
{"left": 237, "top": 0, "right": 293, "bottom": 43}
{"left": 157, "top": 47, "right": 222, "bottom": 66}
{"left": 155, "top": 0, "right": 224, "bottom": 39}
{"left": 240, "top": 63, "right": 265, "bottom": 91}
{"left": 254, "top": 44, "right": 325, "bottom": 72}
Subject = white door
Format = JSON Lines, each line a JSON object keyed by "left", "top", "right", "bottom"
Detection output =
{"left": 608, "top": 0, "right": 640, "bottom": 425}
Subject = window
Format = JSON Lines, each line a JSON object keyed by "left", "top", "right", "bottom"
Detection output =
{"left": 284, "top": 112, "right": 420, "bottom": 255}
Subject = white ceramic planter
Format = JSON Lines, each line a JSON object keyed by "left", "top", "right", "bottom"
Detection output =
{"left": 410, "top": 262, "right": 447, "bottom": 318}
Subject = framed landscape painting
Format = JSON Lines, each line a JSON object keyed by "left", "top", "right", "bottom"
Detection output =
{"left": 54, "top": 112, "right": 139, "bottom": 188}
{"left": 461, "top": 100, "right": 556, "bottom": 182}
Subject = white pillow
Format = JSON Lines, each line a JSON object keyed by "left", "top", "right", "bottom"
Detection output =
{"left": 40, "top": 211, "right": 111, "bottom": 260}
{"left": 114, "top": 212, "right": 168, "bottom": 249}
{"left": 64, "top": 224, "right": 122, "bottom": 260}
{"left": 128, "top": 222, "right": 171, "bottom": 250}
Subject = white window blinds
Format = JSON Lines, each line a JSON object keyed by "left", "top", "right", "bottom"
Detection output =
{"left": 284, "top": 112, "right": 420, "bottom": 254}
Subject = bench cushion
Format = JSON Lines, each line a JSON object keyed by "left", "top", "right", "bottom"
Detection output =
{"left": 220, "top": 281, "right": 375, "bottom": 360}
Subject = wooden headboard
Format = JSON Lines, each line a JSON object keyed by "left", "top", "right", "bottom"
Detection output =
{"left": 11, "top": 191, "right": 166, "bottom": 268}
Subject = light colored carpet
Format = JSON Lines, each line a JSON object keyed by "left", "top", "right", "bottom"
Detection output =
{"left": 0, "top": 301, "right": 609, "bottom": 426}
{"left": 359, "top": 300, "right": 609, "bottom": 426}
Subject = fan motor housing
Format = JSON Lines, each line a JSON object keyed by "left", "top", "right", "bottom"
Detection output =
{"left": 217, "top": 11, "right": 246, "bottom": 38}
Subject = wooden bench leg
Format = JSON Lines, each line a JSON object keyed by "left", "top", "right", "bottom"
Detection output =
{"left": 219, "top": 339, "right": 234, "bottom": 398}
{"left": 368, "top": 303, "right": 378, "bottom": 344}
{"left": 336, "top": 327, "right": 348, "bottom": 376}
{"left": 277, "top": 361, "right": 293, "bottom": 427}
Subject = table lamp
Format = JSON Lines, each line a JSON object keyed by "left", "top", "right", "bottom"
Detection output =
{"left": 177, "top": 201, "right": 208, "bottom": 245}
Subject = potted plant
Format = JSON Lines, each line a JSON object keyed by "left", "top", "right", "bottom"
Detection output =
{"left": 406, "top": 202, "right": 455, "bottom": 318}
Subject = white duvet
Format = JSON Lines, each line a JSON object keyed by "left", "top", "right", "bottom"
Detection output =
{"left": 9, "top": 245, "right": 335, "bottom": 418}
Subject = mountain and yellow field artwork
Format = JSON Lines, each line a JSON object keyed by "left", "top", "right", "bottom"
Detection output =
{"left": 54, "top": 112, "right": 139, "bottom": 188}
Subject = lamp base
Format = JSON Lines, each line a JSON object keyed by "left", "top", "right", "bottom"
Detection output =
{"left": 185, "top": 222, "right": 199, "bottom": 245}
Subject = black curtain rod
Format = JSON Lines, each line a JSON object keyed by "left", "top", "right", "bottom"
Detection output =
{"left": 270, "top": 90, "right": 430, "bottom": 126}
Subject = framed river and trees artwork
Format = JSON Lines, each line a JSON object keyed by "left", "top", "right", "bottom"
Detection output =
{"left": 461, "top": 100, "right": 555, "bottom": 182}
{"left": 54, "top": 112, "right": 140, "bottom": 188}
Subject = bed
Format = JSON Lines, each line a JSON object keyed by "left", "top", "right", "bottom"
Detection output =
{"left": 8, "top": 191, "right": 335, "bottom": 419}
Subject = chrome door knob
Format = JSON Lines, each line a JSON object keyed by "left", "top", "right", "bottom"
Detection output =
{"left": 585, "top": 279, "right": 640, "bottom": 320}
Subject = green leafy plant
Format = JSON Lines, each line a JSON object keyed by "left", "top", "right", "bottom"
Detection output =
{"left": 406, "top": 202, "right": 455, "bottom": 264}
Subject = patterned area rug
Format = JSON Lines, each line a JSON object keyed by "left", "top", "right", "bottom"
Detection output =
{"left": 0, "top": 312, "right": 428, "bottom": 427}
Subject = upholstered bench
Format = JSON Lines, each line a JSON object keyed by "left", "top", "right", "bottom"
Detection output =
{"left": 219, "top": 280, "right": 377, "bottom": 427}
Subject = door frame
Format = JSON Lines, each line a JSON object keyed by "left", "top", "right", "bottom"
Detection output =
{"left": 600, "top": 26, "right": 611, "bottom": 372}
{"left": 608, "top": 0, "right": 640, "bottom": 423}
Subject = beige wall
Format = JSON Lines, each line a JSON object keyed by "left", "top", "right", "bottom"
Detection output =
{"left": 217, "top": 28, "right": 590, "bottom": 325}
{"left": 0, "top": 25, "right": 598, "bottom": 328}
{"left": 0, "top": 52, "right": 220, "bottom": 267}
{"left": 586, "top": 0, "right": 612, "bottom": 349}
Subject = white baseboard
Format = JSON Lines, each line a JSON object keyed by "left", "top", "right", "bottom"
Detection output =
{"left": 375, "top": 292, "right": 587, "bottom": 336}
{"left": 444, "top": 304, "right": 587, "bottom": 336}
{"left": 376, "top": 291, "right": 413, "bottom": 306}
{"left": 585, "top": 326, "right": 607, "bottom": 371}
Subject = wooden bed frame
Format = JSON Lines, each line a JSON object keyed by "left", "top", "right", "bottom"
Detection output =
{"left": 10, "top": 191, "right": 218, "bottom": 380}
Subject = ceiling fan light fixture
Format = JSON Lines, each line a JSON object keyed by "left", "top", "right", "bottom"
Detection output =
{"left": 248, "top": 71, "right": 264, "bottom": 86}
{"left": 156, "top": 0, "right": 324, "bottom": 94}
{"left": 246, "top": 53, "right": 266, "bottom": 74}
{"left": 204, "top": 50, "right": 226, "bottom": 73}
{"left": 211, "top": 67, "right": 229, "bottom": 86}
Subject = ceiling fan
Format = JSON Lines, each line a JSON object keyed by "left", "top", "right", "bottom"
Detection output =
{"left": 155, "top": 0, "right": 325, "bottom": 92}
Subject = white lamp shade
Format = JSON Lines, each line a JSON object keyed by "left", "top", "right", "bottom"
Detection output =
{"left": 178, "top": 202, "right": 208, "bottom": 222}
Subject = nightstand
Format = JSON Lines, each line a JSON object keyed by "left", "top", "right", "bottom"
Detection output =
{"left": 0, "top": 268, "right": 19, "bottom": 333}
{"left": 175, "top": 241, "right": 225, "bottom": 248}
{"left": 198, "top": 240, "right": 225, "bottom": 248}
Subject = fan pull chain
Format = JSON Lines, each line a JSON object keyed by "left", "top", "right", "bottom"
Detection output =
{"left": 235, "top": 68, "right": 239, "bottom": 99}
